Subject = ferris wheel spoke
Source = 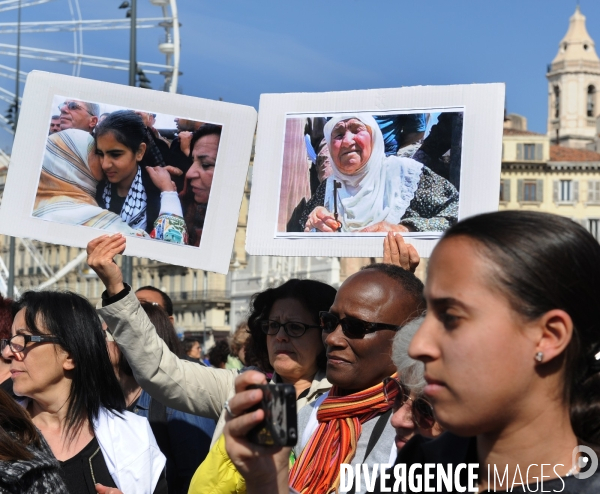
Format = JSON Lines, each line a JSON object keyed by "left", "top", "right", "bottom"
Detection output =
{"left": 0, "top": 85, "right": 21, "bottom": 102}
{"left": 0, "top": 63, "right": 28, "bottom": 79}
{"left": 0, "top": 43, "right": 172, "bottom": 72}
{"left": 0, "top": 18, "right": 170, "bottom": 34}
{"left": 0, "top": 0, "right": 57, "bottom": 13}
{"left": 0, "top": 116, "right": 15, "bottom": 135}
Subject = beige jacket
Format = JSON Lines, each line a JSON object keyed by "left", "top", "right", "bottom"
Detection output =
{"left": 98, "top": 290, "right": 331, "bottom": 446}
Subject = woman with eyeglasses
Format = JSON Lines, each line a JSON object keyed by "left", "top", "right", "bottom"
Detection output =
{"left": 86, "top": 233, "right": 337, "bottom": 493}
{"left": 1, "top": 290, "right": 167, "bottom": 494}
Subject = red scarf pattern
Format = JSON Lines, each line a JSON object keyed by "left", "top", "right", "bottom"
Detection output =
{"left": 289, "top": 375, "right": 398, "bottom": 494}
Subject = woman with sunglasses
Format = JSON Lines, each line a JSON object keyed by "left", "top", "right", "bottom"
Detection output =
{"left": 1, "top": 290, "right": 167, "bottom": 494}
{"left": 219, "top": 317, "right": 440, "bottom": 494}
{"left": 285, "top": 263, "right": 425, "bottom": 494}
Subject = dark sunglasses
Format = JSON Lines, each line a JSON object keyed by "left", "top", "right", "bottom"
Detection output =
{"left": 1, "top": 334, "right": 60, "bottom": 353}
{"left": 59, "top": 101, "right": 94, "bottom": 116}
{"left": 259, "top": 320, "right": 320, "bottom": 338}
{"left": 319, "top": 311, "right": 402, "bottom": 339}
{"left": 383, "top": 376, "right": 435, "bottom": 430}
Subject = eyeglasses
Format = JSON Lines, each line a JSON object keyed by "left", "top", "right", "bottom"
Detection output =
{"left": 1, "top": 334, "right": 60, "bottom": 354}
{"left": 383, "top": 376, "right": 435, "bottom": 430}
{"left": 59, "top": 101, "right": 94, "bottom": 116}
{"left": 259, "top": 320, "right": 320, "bottom": 338}
{"left": 319, "top": 311, "right": 402, "bottom": 339}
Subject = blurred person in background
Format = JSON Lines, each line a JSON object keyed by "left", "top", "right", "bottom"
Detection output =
{"left": 136, "top": 285, "right": 175, "bottom": 325}
{"left": 208, "top": 340, "right": 231, "bottom": 369}
{"left": 183, "top": 338, "right": 203, "bottom": 363}
{"left": 227, "top": 322, "right": 250, "bottom": 370}
{"left": 49, "top": 115, "right": 61, "bottom": 135}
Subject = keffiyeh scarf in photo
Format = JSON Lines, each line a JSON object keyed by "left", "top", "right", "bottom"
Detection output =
{"left": 102, "top": 166, "right": 148, "bottom": 230}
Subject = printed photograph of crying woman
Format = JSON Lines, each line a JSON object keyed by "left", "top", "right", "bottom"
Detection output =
{"left": 33, "top": 95, "right": 222, "bottom": 248}
{"left": 277, "top": 109, "right": 463, "bottom": 235}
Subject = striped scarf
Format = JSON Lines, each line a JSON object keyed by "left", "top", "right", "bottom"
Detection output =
{"left": 289, "top": 375, "right": 398, "bottom": 494}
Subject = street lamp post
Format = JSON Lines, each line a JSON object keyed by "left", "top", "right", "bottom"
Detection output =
{"left": 128, "top": 0, "right": 137, "bottom": 87}
{"left": 119, "top": 0, "right": 138, "bottom": 286}
{"left": 7, "top": 0, "right": 22, "bottom": 298}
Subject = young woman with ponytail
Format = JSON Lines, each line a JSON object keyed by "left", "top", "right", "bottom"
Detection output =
{"left": 398, "top": 210, "right": 600, "bottom": 493}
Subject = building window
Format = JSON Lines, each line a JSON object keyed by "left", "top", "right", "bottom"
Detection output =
{"left": 554, "top": 86, "right": 560, "bottom": 118}
{"left": 588, "top": 86, "right": 596, "bottom": 118}
{"left": 589, "top": 219, "right": 600, "bottom": 241}
{"left": 524, "top": 182, "right": 537, "bottom": 202}
{"left": 553, "top": 180, "right": 579, "bottom": 203}
{"left": 588, "top": 180, "right": 600, "bottom": 203}
{"left": 518, "top": 179, "right": 543, "bottom": 202}
{"left": 499, "top": 179, "right": 511, "bottom": 202}
{"left": 524, "top": 144, "right": 535, "bottom": 160}
{"left": 560, "top": 180, "right": 572, "bottom": 201}
{"left": 517, "top": 143, "right": 542, "bottom": 161}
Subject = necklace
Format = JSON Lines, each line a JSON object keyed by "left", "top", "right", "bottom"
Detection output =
{"left": 126, "top": 387, "right": 142, "bottom": 408}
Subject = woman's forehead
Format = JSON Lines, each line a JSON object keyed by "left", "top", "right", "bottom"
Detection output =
{"left": 332, "top": 118, "right": 367, "bottom": 131}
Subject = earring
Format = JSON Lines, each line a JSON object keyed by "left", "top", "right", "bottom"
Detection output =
{"left": 535, "top": 351, "right": 544, "bottom": 363}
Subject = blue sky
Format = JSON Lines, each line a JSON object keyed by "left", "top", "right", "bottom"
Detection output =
{"left": 1, "top": 0, "right": 598, "bottom": 152}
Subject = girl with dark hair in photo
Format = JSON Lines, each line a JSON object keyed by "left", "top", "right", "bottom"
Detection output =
{"left": 1, "top": 290, "right": 167, "bottom": 494}
{"left": 95, "top": 110, "right": 188, "bottom": 243}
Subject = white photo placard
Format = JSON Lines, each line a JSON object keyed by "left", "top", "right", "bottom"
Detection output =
{"left": 246, "top": 83, "right": 504, "bottom": 258}
{"left": 0, "top": 71, "right": 257, "bottom": 274}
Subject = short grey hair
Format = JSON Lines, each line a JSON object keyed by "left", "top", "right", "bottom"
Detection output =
{"left": 84, "top": 102, "right": 100, "bottom": 117}
{"left": 392, "top": 316, "right": 426, "bottom": 395}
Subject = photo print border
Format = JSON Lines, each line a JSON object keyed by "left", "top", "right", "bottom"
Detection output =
{"left": 246, "top": 83, "right": 505, "bottom": 258}
{"left": 0, "top": 71, "right": 257, "bottom": 274}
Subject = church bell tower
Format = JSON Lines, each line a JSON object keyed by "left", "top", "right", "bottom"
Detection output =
{"left": 547, "top": 6, "right": 600, "bottom": 149}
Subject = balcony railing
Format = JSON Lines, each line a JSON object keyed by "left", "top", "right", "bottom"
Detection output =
{"left": 170, "top": 290, "right": 230, "bottom": 302}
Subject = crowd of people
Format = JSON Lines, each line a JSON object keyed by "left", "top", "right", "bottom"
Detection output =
{"left": 37, "top": 99, "right": 221, "bottom": 247}
{"left": 1, "top": 211, "right": 600, "bottom": 493}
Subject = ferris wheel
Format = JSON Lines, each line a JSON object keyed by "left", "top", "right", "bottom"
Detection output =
{"left": 0, "top": 0, "right": 181, "bottom": 138}
{"left": 0, "top": 0, "right": 181, "bottom": 296}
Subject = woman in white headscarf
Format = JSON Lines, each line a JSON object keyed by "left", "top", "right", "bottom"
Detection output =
{"left": 300, "top": 113, "right": 458, "bottom": 233}
{"left": 33, "top": 128, "right": 188, "bottom": 243}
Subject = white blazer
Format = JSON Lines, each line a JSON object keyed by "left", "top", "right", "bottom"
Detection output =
{"left": 18, "top": 399, "right": 166, "bottom": 494}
